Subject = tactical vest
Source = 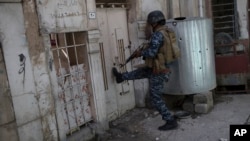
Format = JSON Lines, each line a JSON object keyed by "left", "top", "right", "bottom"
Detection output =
{"left": 145, "top": 26, "right": 180, "bottom": 73}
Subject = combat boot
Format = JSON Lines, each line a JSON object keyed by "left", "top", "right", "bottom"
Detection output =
{"left": 112, "top": 67, "right": 124, "bottom": 83}
{"left": 158, "top": 119, "right": 178, "bottom": 131}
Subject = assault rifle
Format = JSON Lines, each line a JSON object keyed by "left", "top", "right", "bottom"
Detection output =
{"left": 120, "top": 42, "right": 148, "bottom": 68}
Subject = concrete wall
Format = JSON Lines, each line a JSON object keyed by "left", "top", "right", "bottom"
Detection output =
{"left": 0, "top": 43, "right": 18, "bottom": 141}
{"left": 0, "top": 1, "right": 63, "bottom": 140}
{"left": 36, "top": 0, "right": 98, "bottom": 33}
{"left": 0, "top": 0, "right": 107, "bottom": 141}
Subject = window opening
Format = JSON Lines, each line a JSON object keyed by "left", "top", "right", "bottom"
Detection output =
{"left": 96, "top": 0, "right": 129, "bottom": 8}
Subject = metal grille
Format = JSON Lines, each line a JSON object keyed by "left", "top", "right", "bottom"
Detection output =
{"left": 117, "top": 39, "right": 127, "bottom": 73}
{"left": 50, "top": 32, "right": 93, "bottom": 134}
{"left": 117, "top": 38, "right": 130, "bottom": 95}
{"left": 212, "top": 0, "right": 238, "bottom": 39}
{"left": 96, "top": 0, "right": 129, "bottom": 8}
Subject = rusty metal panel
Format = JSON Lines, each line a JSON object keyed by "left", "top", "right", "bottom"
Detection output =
{"left": 164, "top": 17, "right": 216, "bottom": 94}
{"left": 215, "top": 55, "right": 249, "bottom": 74}
{"left": 36, "top": 0, "right": 88, "bottom": 33}
{"left": 217, "top": 73, "right": 247, "bottom": 86}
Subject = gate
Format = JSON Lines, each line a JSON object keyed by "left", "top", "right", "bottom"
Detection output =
{"left": 50, "top": 32, "right": 95, "bottom": 134}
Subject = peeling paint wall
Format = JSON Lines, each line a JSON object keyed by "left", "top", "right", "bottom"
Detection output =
{"left": 36, "top": 0, "right": 108, "bottom": 140}
{"left": 0, "top": 0, "right": 107, "bottom": 141}
{"left": 0, "top": 3, "right": 46, "bottom": 141}
{"left": 0, "top": 0, "right": 59, "bottom": 140}
{"left": 22, "top": 0, "right": 58, "bottom": 140}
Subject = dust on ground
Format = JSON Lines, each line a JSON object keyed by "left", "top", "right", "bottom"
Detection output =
{"left": 94, "top": 107, "right": 199, "bottom": 141}
{"left": 93, "top": 94, "right": 250, "bottom": 141}
{"left": 94, "top": 108, "right": 160, "bottom": 141}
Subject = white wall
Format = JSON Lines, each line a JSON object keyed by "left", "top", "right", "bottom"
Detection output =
{"left": 137, "top": 0, "right": 168, "bottom": 20}
{"left": 36, "top": 0, "right": 98, "bottom": 34}
{"left": 0, "top": 3, "right": 47, "bottom": 141}
{"left": 0, "top": 35, "right": 19, "bottom": 141}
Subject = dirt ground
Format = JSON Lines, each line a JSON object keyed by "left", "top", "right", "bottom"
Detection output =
{"left": 92, "top": 94, "right": 250, "bottom": 141}
{"left": 95, "top": 108, "right": 160, "bottom": 141}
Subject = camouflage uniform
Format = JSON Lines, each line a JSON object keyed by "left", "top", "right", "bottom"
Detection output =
{"left": 121, "top": 31, "right": 174, "bottom": 122}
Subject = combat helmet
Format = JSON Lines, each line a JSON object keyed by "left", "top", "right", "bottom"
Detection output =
{"left": 147, "top": 10, "right": 165, "bottom": 24}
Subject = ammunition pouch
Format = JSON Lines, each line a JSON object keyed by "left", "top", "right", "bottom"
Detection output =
{"left": 145, "top": 53, "right": 170, "bottom": 74}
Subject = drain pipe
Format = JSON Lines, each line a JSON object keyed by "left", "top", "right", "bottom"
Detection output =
{"left": 199, "top": 0, "right": 204, "bottom": 17}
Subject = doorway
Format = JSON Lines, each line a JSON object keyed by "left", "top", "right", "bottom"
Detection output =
{"left": 97, "top": 7, "right": 135, "bottom": 121}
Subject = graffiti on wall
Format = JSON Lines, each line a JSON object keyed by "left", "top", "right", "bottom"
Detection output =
{"left": 48, "top": 54, "right": 53, "bottom": 72}
{"left": 37, "top": 0, "right": 88, "bottom": 33}
{"left": 18, "top": 53, "right": 26, "bottom": 83}
{"left": 50, "top": 0, "right": 83, "bottom": 19}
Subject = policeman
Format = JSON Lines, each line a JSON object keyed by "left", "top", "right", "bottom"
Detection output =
{"left": 112, "top": 10, "right": 178, "bottom": 131}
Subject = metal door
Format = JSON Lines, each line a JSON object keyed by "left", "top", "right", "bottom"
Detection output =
{"left": 97, "top": 8, "right": 135, "bottom": 121}
{"left": 50, "top": 32, "right": 94, "bottom": 134}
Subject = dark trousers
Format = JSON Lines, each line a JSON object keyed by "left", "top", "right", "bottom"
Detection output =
{"left": 122, "top": 67, "right": 174, "bottom": 121}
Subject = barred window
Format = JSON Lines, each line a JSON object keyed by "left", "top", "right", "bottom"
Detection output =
{"left": 212, "top": 0, "right": 239, "bottom": 39}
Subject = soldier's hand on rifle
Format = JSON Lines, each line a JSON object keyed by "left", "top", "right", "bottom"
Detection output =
{"left": 134, "top": 50, "right": 142, "bottom": 58}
